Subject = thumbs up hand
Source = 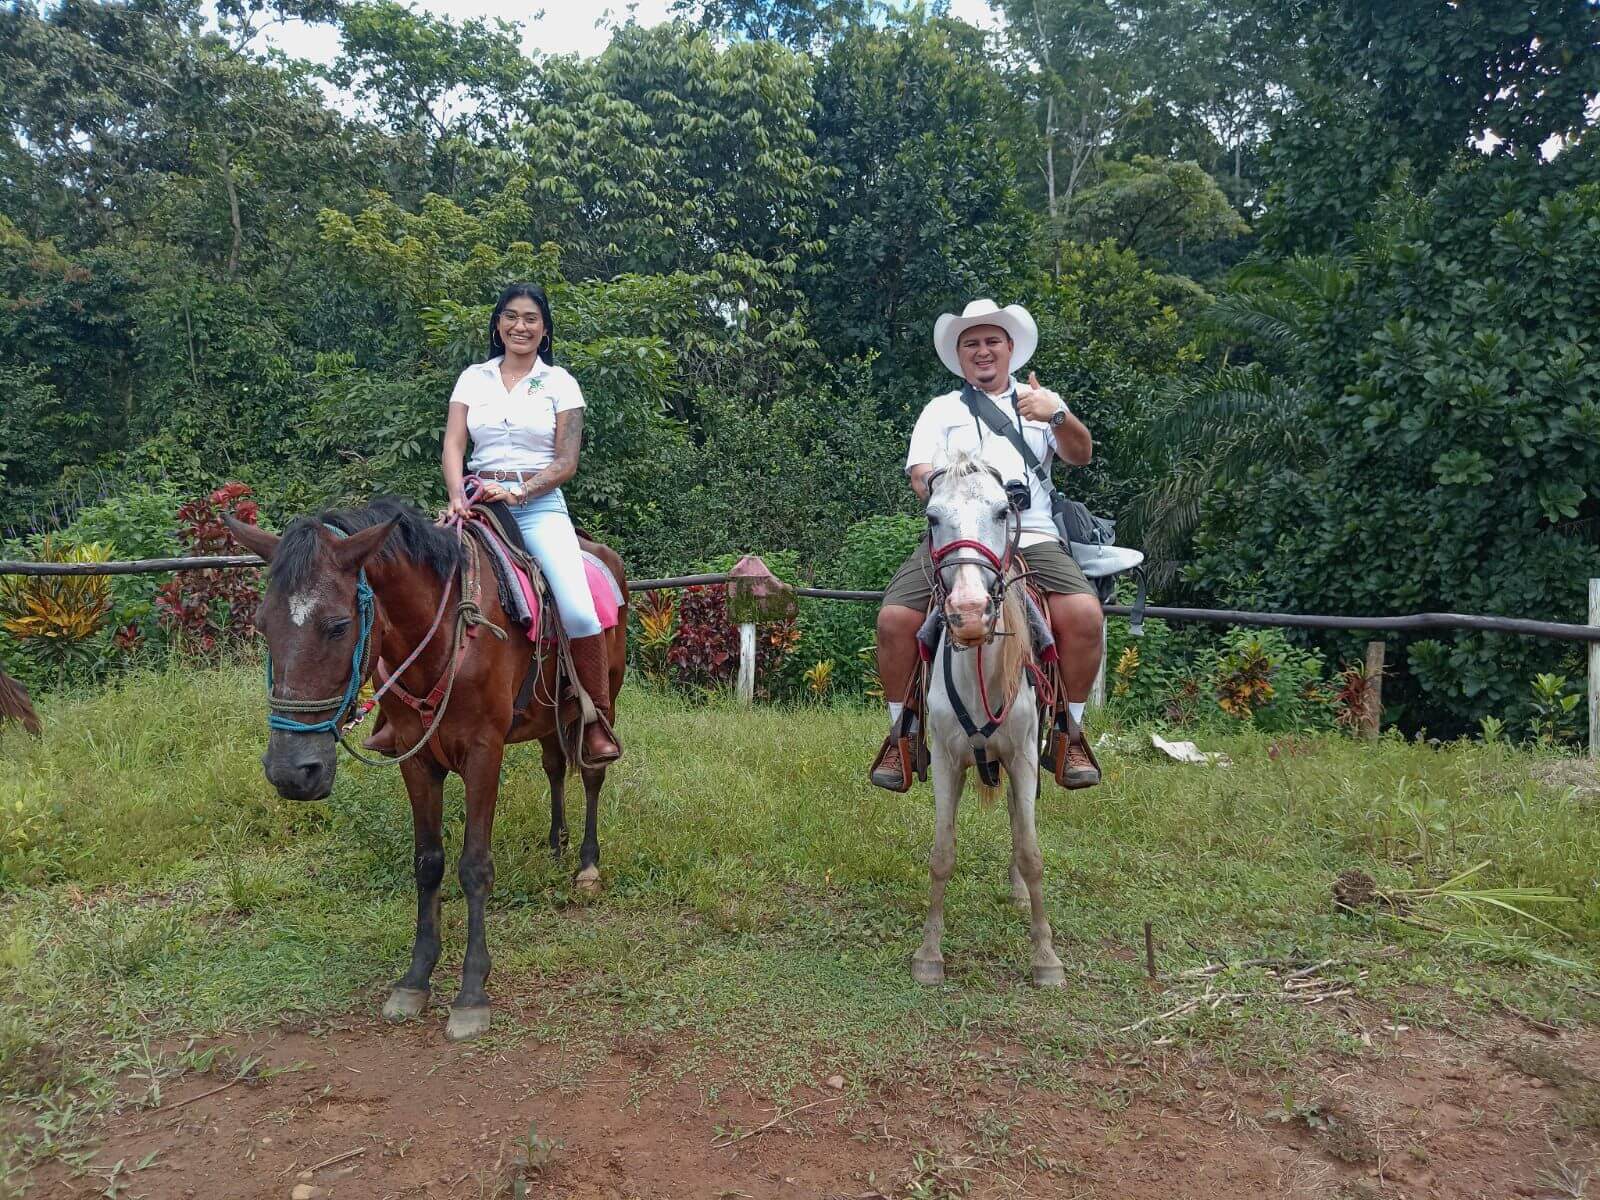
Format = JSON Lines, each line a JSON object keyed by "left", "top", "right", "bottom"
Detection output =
{"left": 1015, "top": 371, "right": 1066, "bottom": 423}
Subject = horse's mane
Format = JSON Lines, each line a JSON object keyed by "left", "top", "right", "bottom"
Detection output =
{"left": 998, "top": 575, "right": 1031, "bottom": 693}
{"left": 271, "top": 497, "right": 461, "bottom": 594}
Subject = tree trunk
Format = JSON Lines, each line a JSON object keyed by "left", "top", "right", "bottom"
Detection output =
{"left": 220, "top": 141, "right": 243, "bottom": 281}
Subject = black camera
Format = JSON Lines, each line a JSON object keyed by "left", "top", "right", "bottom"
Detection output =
{"left": 1004, "top": 480, "right": 1030, "bottom": 512}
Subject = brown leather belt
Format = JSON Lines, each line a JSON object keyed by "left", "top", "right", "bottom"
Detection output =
{"left": 477, "top": 469, "right": 538, "bottom": 481}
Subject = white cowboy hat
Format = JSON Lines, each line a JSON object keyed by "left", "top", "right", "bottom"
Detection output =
{"left": 932, "top": 299, "right": 1038, "bottom": 378}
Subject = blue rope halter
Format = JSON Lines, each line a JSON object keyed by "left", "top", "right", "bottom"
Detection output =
{"left": 265, "top": 524, "right": 378, "bottom": 735}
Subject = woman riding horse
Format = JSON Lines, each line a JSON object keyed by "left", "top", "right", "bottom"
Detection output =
{"left": 365, "top": 282, "right": 620, "bottom": 764}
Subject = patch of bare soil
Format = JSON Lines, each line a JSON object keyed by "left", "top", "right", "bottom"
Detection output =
{"left": 30, "top": 1014, "right": 1599, "bottom": 1199}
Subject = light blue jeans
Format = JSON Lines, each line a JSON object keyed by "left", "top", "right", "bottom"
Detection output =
{"left": 508, "top": 490, "right": 602, "bottom": 638}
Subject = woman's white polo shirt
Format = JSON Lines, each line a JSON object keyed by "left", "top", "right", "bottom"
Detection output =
{"left": 449, "top": 356, "right": 586, "bottom": 475}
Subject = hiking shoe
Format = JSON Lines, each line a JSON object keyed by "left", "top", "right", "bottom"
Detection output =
{"left": 869, "top": 735, "right": 912, "bottom": 792}
{"left": 1057, "top": 726, "right": 1101, "bottom": 790}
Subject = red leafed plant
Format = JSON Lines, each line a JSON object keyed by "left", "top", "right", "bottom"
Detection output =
{"left": 154, "top": 482, "right": 263, "bottom": 656}
{"left": 666, "top": 584, "right": 796, "bottom": 697}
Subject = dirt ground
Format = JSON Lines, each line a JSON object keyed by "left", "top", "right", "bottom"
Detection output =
{"left": 28, "top": 1005, "right": 1600, "bottom": 1200}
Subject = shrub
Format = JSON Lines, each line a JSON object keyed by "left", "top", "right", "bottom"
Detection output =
{"left": 666, "top": 583, "right": 798, "bottom": 699}
{"left": 0, "top": 536, "right": 115, "bottom": 686}
{"left": 795, "top": 514, "right": 924, "bottom": 697}
{"left": 153, "top": 483, "right": 264, "bottom": 657}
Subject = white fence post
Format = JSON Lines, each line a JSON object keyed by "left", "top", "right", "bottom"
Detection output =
{"left": 737, "top": 622, "right": 757, "bottom": 707}
{"left": 1588, "top": 579, "right": 1598, "bottom": 760}
{"left": 1089, "top": 623, "right": 1107, "bottom": 709}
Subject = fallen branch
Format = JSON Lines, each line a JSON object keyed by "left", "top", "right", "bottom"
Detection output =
{"left": 307, "top": 1146, "right": 367, "bottom": 1172}
{"left": 711, "top": 1096, "right": 841, "bottom": 1148}
{"left": 160, "top": 1057, "right": 261, "bottom": 1112}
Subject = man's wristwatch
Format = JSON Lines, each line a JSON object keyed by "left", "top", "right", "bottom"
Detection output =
{"left": 1048, "top": 399, "right": 1069, "bottom": 429}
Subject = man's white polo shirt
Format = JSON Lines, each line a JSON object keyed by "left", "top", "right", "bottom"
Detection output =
{"left": 906, "top": 377, "right": 1060, "bottom": 547}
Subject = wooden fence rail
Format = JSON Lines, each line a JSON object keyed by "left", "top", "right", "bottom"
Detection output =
{"left": 1, "top": 556, "right": 1596, "bottom": 756}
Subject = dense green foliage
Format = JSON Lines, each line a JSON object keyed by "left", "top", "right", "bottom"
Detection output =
{"left": 3, "top": 0, "right": 1597, "bottom": 739}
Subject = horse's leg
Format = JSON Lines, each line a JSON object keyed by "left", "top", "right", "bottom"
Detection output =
{"left": 1009, "top": 856, "right": 1030, "bottom": 909}
{"left": 542, "top": 735, "right": 568, "bottom": 859}
{"left": 1007, "top": 741, "right": 1063, "bottom": 988}
{"left": 912, "top": 746, "right": 962, "bottom": 985}
{"left": 574, "top": 765, "right": 605, "bottom": 895}
{"left": 446, "top": 742, "right": 503, "bottom": 1042}
{"left": 383, "top": 755, "right": 447, "bottom": 1021}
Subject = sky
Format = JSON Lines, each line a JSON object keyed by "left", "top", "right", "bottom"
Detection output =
{"left": 252, "top": 1, "right": 1005, "bottom": 71}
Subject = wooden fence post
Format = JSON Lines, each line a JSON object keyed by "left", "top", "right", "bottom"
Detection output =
{"left": 1363, "top": 640, "right": 1385, "bottom": 740}
{"left": 1589, "top": 579, "right": 1599, "bottom": 760}
{"left": 737, "top": 622, "right": 756, "bottom": 707}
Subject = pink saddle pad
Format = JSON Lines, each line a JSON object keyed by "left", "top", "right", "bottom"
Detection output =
{"left": 508, "top": 557, "right": 621, "bottom": 642}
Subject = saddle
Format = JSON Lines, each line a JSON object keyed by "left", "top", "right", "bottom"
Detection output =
{"left": 459, "top": 500, "right": 622, "bottom": 727}
{"left": 465, "top": 501, "right": 622, "bottom": 642}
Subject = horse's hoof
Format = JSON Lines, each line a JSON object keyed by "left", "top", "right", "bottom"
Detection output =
{"left": 444, "top": 1006, "right": 491, "bottom": 1042}
{"left": 1031, "top": 962, "right": 1065, "bottom": 988}
{"left": 910, "top": 956, "right": 945, "bottom": 986}
{"left": 382, "top": 986, "right": 429, "bottom": 1021}
{"left": 574, "top": 866, "right": 602, "bottom": 897}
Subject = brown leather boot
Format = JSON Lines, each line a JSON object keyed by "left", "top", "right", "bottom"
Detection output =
{"left": 869, "top": 735, "right": 911, "bottom": 791}
{"left": 1054, "top": 715, "right": 1101, "bottom": 789}
{"left": 567, "top": 634, "right": 621, "bottom": 765}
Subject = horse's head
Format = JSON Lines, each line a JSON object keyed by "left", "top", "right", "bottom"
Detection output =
{"left": 226, "top": 515, "right": 395, "bottom": 801}
{"left": 925, "top": 451, "right": 1020, "bottom": 648}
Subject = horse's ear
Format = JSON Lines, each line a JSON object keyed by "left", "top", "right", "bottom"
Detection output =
{"left": 224, "top": 516, "right": 280, "bottom": 562}
{"left": 329, "top": 518, "right": 398, "bottom": 572}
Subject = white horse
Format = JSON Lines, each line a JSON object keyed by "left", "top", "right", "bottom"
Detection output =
{"left": 912, "top": 451, "right": 1065, "bottom": 989}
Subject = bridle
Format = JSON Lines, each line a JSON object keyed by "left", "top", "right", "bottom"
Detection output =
{"left": 925, "top": 464, "right": 1024, "bottom": 651}
{"left": 925, "top": 466, "right": 1029, "bottom": 754}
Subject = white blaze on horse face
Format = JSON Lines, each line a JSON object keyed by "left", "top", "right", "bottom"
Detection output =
{"left": 288, "top": 591, "right": 317, "bottom": 627}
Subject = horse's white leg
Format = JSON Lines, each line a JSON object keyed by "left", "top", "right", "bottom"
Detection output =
{"left": 1009, "top": 857, "right": 1030, "bottom": 909}
{"left": 1006, "top": 741, "right": 1063, "bottom": 988}
{"left": 912, "top": 744, "right": 962, "bottom": 986}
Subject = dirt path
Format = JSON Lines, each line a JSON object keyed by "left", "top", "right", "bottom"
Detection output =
{"left": 28, "top": 1011, "right": 1600, "bottom": 1196}
{"left": 30, "top": 1012, "right": 1599, "bottom": 1199}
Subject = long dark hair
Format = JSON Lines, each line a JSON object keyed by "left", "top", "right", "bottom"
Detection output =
{"left": 487, "top": 282, "right": 554, "bottom": 364}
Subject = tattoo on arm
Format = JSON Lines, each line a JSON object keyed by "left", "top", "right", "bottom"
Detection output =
{"left": 516, "top": 410, "right": 584, "bottom": 500}
{"left": 554, "top": 408, "right": 583, "bottom": 472}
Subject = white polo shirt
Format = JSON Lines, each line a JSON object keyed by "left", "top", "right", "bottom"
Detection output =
{"left": 448, "top": 356, "right": 586, "bottom": 475}
{"left": 906, "top": 377, "right": 1060, "bottom": 546}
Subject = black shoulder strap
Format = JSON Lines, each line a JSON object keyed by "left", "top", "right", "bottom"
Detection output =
{"left": 959, "top": 383, "right": 1057, "bottom": 497}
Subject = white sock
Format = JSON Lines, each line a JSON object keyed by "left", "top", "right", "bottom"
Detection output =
{"left": 888, "top": 701, "right": 904, "bottom": 726}
{"left": 1068, "top": 701, "right": 1086, "bottom": 725}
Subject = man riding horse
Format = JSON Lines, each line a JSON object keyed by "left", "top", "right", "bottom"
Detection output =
{"left": 869, "top": 299, "right": 1103, "bottom": 791}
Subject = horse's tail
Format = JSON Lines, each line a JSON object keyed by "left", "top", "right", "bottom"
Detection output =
{"left": 975, "top": 769, "right": 1003, "bottom": 809}
{"left": 0, "top": 661, "right": 42, "bottom": 737}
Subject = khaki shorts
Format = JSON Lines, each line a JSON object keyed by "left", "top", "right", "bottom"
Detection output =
{"left": 880, "top": 537, "right": 1098, "bottom": 612}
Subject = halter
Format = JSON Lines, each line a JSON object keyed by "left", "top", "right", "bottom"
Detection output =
{"left": 265, "top": 525, "right": 377, "bottom": 735}
{"left": 263, "top": 520, "right": 476, "bottom": 769}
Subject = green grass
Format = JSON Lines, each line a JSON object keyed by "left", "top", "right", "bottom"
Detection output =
{"left": 2, "top": 663, "right": 1598, "bottom": 1184}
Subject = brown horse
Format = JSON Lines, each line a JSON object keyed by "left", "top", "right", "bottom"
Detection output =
{"left": 226, "top": 498, "right": 627, "bottom": 1041}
